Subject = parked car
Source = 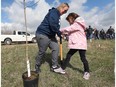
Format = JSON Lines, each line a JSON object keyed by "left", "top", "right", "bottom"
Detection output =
{"left": 1, "top": 31, "right": 36, "bottom": 45}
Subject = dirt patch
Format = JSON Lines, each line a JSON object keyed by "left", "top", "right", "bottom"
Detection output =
{"left": 22, "top": 71, "right": 39, "bottom": 81}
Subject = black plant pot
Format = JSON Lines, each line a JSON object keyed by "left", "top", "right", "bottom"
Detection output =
{"left": 22, "top": 71, "right": 39, "bottom": 87}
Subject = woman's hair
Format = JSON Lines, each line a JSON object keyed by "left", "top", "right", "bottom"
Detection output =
{"left": 57, "top": 3, "right": 69, "bottom": 11}
{"left": 66, "top": 12, "right": 79, "bottom": 21}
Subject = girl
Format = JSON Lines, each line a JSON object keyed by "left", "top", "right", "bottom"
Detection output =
{"left": 60, "top": 12, "right": 90, "bottom": 80}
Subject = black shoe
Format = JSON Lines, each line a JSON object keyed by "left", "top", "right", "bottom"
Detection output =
{"left": 61, "top": 61, "right": 66, "bottom": 70}
{"left": 35, "top": 65, "right": 41, "bottom": 73}
{"left": 61, "top": 65, "right": 66, "bottom": 70}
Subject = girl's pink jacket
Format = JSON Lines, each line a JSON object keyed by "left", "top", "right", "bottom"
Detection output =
{"left": 60, "top": 17, "right": 87, "bottom": 50}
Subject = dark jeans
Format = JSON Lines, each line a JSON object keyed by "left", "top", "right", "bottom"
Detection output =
{"left": 35, "top": 34, "right": 59, "bottom": 67}
{"left": 62, "top": 49, "right": 89, "bottom": 72}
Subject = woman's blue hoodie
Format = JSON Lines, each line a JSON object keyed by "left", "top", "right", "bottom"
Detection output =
{"left": 36, "top": 7, "right": 61, "bottom": 38}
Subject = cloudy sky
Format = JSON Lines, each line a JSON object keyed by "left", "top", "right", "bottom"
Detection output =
{"left": 1, "top": 0, "right": 115, "bottom": 33}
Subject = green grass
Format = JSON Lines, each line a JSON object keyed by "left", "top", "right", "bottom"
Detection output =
{"left": 1, "top": 40, "right": 115, "bottom": 87}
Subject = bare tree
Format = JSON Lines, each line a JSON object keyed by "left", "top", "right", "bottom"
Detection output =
{"left": 1, "top": 25, "right": 13, "bottom": 35}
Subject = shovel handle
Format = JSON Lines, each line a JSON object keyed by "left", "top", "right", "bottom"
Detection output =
{"left": 60, "top": 38, "right": 63, "bottom": 60}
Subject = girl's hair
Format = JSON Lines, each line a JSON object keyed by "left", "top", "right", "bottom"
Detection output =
{"left": 66, "top": 12, "right": 79, "bottom": 21}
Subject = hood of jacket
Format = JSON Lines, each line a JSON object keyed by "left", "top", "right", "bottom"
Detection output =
{"left": 75, "top": 17, "right": 86, "bottom": 30}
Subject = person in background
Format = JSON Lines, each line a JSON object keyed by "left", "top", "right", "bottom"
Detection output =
{"left": 106, "top": 26, "right": 115, "bottom": 39}
{"left": 60, "top": 12, "right": 90, "bottom": 80}
{"left": 94, "top": 28, "right": 99, "bottom": 40}
{"left": 88, "top": 25, "right": 94, "bottom": 42}
{"left": 35, "top": 3, "right": 69, "bottom": 74}
{"left": 100, "top": 29, "right": 106, "bottom": 39}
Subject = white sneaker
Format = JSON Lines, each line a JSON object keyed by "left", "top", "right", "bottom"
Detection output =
{"left": 51, "top": 66, "right": 65, "bottom": 74}
{"left": 83, "top": 72, "right": 90, "bottom": 80}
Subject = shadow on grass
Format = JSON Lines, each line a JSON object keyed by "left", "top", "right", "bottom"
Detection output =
{"left": 41, "top": 53, "right": 65, "bottom": 68}
{"left": 39, "top": 53, "right": 83, "bottom": 74}
{"left": 67, "top": 63, "right": 84, "bottom": 74}
{"left": 41, "top": 53, "right": 52, "bottom": 68}
{"left": 58, "top": 56, "right": 84, "bottom": 74}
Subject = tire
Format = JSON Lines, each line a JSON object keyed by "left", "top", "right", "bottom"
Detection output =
{"left": 4, "top": 38, "right": 12, "bottom": 45}
{"left": 32, "top": 38, "right": 36, "bottom": 43}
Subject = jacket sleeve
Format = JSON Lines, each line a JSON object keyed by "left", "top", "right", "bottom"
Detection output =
{"left": 48, "top": 12, "right": 61, "bottom": 37}
{"left": 60, "top": 22, "right": 80, "bottom": 34}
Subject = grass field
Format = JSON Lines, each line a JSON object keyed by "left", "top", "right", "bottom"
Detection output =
{"left": 1, "top": 40, "right": 115, "bottom": 87}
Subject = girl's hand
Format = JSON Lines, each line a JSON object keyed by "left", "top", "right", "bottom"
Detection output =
{"left": 62, "top": 31, "right": 68, "bottom": 35}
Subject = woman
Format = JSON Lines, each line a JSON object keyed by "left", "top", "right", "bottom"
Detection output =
{"left": 60, "top": 12, "right": 90, "bottom": 80}
{"left": 35, "top": 3, "right": 69, "bottom": 74}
